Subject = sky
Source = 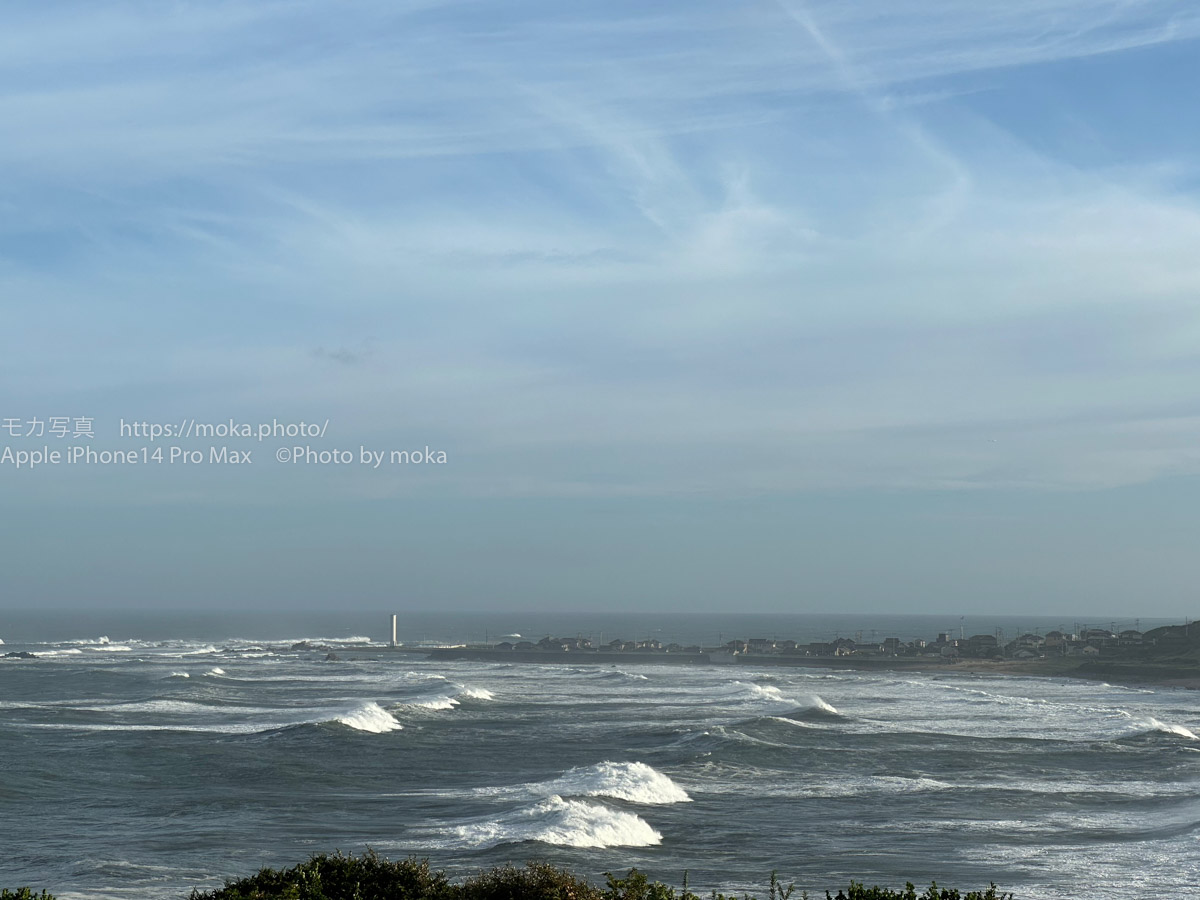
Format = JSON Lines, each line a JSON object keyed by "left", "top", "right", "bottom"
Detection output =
{"left": 3, "top": 0, "right": 1200, "bottom": 616}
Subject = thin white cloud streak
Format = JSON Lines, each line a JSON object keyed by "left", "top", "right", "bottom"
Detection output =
{"left": 5, "top": 1, "right": 1200, "bottom": 497}
{"left": 2, "top": 1, "right": 1198, "bottom": 176}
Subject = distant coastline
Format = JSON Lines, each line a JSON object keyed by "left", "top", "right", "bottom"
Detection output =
{"left": 324, "top": 619, "right": 1200, "bottom": 690}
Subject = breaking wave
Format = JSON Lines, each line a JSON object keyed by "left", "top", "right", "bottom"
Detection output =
{"left": 1139, "top": 718, "right": 1199, "bottom": 740}
{"left": 334, "top": 702, "right": 403, "bottom": 733}
{"left": 482, "top": 761, "right": 690, "bottom": 805}
{"left": 451, "top": 795, "right": 661, "bottom": 849}
{"left": 780, "top": 696, "right": 845, "bottom": 722}
{"left": 182, "top": 646, "right": 220, "bottom": 656}
{"left": 205, "top": 667, "right": 226, "bottom": 677}
{"left": 410, "top": 695, "right": 460, "bottom": 710}
{"left": 405, "top": 684, "right": 496, "bottom": 709}
{"left": 730, "top": 681, "right": 798, "bottom": 705}
{"left": 543, "top": 761, "right": 690, "bottom": 804}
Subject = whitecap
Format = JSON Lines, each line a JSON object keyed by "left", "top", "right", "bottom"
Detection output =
{"left": 811, "top": 695, "right": 840, "bottom": 715}
{"left": 807, "top": 775, "right": 954, "bottom": 798}
{"left": 479, "top": 760, "right": 689, "bottom": 805}
{"left": 335, "top": 701, "right": 403, "bottom": 733}
{"left": 410, "top": 696, "right": 460, "bottom": 710}
{"left": 545, "top": 760, "right": 690, "bottom": 804}
{"left": 767, "top": 716, "right": 817, "bottom": 730}
{"left": 205, "top": 667, "right": 226, "bottom": 676}
{"left": 85, "top": 699, "right": 268, "bottom": 715}
{"left": 182, "top": 646, "right": 220, "bottom": 656}
{"left": 1144, "top": 718, "right": 1199, "bottom": 740}
{"left": 404, "top": 682, "right": 497, "bottom": 708}
{"left": 267, "top": 635, "right": 374, "bottom": 646}
{"left": 732, "top": 681, "right": 796, "bottom": 705}
{"left": 166, "top": 672, "right": 190, "bottom": 679}
{"left": 451, "top": 795, "right": 661, "bottom": 849}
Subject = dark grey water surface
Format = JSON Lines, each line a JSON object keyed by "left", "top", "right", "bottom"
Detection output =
{"left": 1, "top": 612, "right": 1197, "bottom": 899}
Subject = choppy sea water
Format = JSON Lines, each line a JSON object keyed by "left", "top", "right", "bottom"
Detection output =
{"left": 1, "top": 612, "right": 1198, "bottom": 899}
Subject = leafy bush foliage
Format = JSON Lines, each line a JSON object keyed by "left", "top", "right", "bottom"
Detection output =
{"left": 189, "top": 851, "right": 453, "bottom": 900}
{"left": 5, "top": 852, "right": 1009, "bottom": 900}
{"left": 459, "top": 862, "right": 601, "bottom": 900}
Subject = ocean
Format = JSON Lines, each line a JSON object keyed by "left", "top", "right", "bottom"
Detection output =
{"left": 1, "top": 611, "right": 1197, "bottom": 899}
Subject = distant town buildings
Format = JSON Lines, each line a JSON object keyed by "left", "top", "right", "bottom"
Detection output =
{"left": 487, "top": 624, "right": 1156, "bottom": 661}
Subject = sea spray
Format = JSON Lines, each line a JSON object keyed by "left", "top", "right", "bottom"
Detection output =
{"left": 1143, "top": 717, "right": 1199, "bottom": 740}
{"left": 450, "top": 795, "right": 662, "bottom": 849}
{"left": 478, "top": 760, "right": 690, "bottom": 804}
{"left": 335, "top": 701, "right": 403, "bottom": 733}
{"left": 544, "top": 760, "right": 691, "bottom": 804}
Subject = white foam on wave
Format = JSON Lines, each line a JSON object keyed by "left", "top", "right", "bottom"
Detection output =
{"left": 166, "top": 672, "right": 190, "bottom": 679}
{"left": 698, "top": 773, "right": 953, "bottom": 799}
{"left": 205, "top": 667, "right": 226, "bottom": 676}
{"left": 404, "top": 683, "right": 496, "bottom": 709}
{"left": 732, "top": 681, "right": 796, "bottom": 705}
{"left": 811, "top": 695, "right": 840, "bottom": 714}
{"left": 1143, "top": 718, "right": 1199, "bottom": 740}
{"left": 767, "top": 716, "right": 816, "bottom": 730}
{"left": 31, "top": 648, "right": 84, "bottom": 657}
{"left": 183, "top": 646, "right": 220, "bottom": 656}
{"left": 411, "top": 696, "right": 460, "bottom": 710}
{"left": 545, "top": 761, "right": 690, "bottom": 804}
{"left": 335, "top": 701, "right": 403, "bottom": 733}
{"left": 479, "top": 761, "right": 689, "bottom": 805}
{"left": 85, "top": 699, "right": 279, "bottom": 716}
{"left": 90, "top": 644, "right": 133, "bottom": 652}
{"left": 809, "top": 775, "right": 953, "bottom": 798}
{"left": 451, "top": 795, "right": 661, "bottom": 849}
{"left": 0, "top": 637, "right": 5, "bottom": 645}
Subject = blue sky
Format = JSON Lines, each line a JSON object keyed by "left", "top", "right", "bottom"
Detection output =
{"left": 3, "top": 1, "right": 1200, "bottom": 614}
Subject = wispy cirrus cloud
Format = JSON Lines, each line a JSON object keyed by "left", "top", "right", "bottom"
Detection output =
{"left": 4, "top": 0, "right": 1200, "bottom": 502}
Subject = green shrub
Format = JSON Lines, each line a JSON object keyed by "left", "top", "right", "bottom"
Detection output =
{"left": 187, "top": 853, "right": 1010, "bottom": 900}
{"left": 189, "top": 850, "right": 453, "bottom": 900}
{"left": 460, "top": 862, "right": 602, "bottom": 900}
{"left": 0, "top": 891, "right": 55, "bottom": 900}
